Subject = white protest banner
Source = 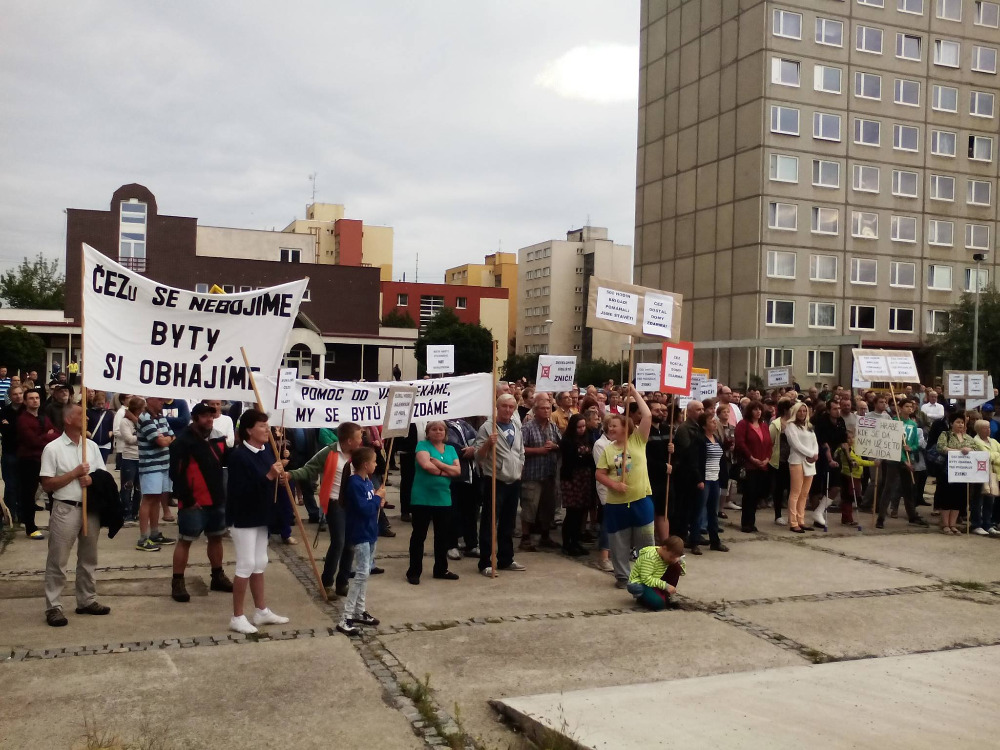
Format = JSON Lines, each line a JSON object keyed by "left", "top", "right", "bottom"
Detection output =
{"left": 82, "top": 244, "right": 307, "bottom": 402}
{"left": 660, "top": 341, "right": 693, "bottom": 395}
{"left": 586, "top": 276, "right": 683, "bottom": 340}
{"left": 852, "top": 348, "right": 919, "bottom": 384}
{"left": 535, "top": 355, "right": 577, "bottom": 392}
{"left": 275, "top": 368, "right": 298, "bottom": 410}
{"left": 381, "top": 385, "right": 418, "bottom": 439}
{"left": 426, "top": 345, "right": 455, "bottom": 375}
{"left": 697, "top": 378, "right": 719, "bottom": 401}
{"left": 260, "top": 373, "right": 492, "bottom": 429}
{"left": 947, "top": 451, "right": 990, "bottom": 484}
{"left": 642, "top": 292, "right": 674, "bottom": 338}
{"left": 766, "top": 367, "right": 792, "bottom": 388}
{"left": 855, "top": 415, "right": 905, "bottom": 461}
{"left": 635, "top": 363, "right": 661, "bottom": 392}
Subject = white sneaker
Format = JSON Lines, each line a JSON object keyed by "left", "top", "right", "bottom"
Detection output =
{"left": 230, "top": 615, "right": 258, "bottom": 635}
{"left": 596, "top": 558, "right": 614, "bottom": 573}
{"left": 988, "top": 527, "right": 1000, "bottom": 537}
{"left": 972, "top": 527, "right": 990, "bottom": 536}
{"left": 480, "top": 566, "right": 494, "bottom": 577}
{"left": 775, "top": 516, "right": 788, "bottom": 526}
{"left": 724, "top": 501, "right": 742, "bottom": 510}
{"left": 505, "top": 561, "right": 526, "bottom": 571}
{"left": 253, "top": 607, "right": 290, "bottom": 626}
{"left": 447, "top": 548, "right": 462, "bottom": 561}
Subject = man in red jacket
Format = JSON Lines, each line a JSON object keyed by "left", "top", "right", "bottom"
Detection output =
{"left": 16, "top": 390, "right": 58, "bottom": 539}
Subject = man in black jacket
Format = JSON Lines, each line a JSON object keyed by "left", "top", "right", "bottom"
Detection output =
{"left": 668, "top": 400, "right": 704, "bottom": 545}
{"left": 0, "top": 385, "right": 24, "bottom": 525}
{"left": 168, "top": 404, "right": 232, "bottom": 602}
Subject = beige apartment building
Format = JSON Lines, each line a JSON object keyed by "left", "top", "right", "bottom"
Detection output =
{"left": 637, "top": 0, "right": 999, "bottom": 385}
{"left": 283, "top": 202, "right": 394, "bottom": 281}
{"left": 445, "top": 252, "right": 519, "bottom": 350}
{"left": 518, "top": 226, "right": 633, "bottom": 360}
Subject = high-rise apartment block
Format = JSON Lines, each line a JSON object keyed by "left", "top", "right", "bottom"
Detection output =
{"left": 518, "top": 226, "right": 633, "bottom": 360}
{"left": 637, "top": 0, "right": 999, "bottom": 384}
{"left": 445, "top": 252, "right": 520, "bottom": 350}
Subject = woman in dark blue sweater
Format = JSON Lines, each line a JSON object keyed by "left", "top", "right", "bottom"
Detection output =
{"left": 226, "top": 409, "right": 290, "bottom": 635}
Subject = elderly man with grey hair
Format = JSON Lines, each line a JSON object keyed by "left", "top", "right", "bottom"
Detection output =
{"left": 520, "top": 392, "right": 561, "bottom": 551}
{"left": 475, "top": 393, "right": 526, "bottom": 575}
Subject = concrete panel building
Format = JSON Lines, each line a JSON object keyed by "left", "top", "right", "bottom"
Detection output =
{"left": 445, "top": 252, "right": 519, "bottom": 351}
{"left": 518, "top": 226, "right": 633, "bottom": 361}
{"left": 283, "top": 202, "right": 394, "bottom": 281}
{"left": 637, "top": 0, "right": 998, "bottom": 385}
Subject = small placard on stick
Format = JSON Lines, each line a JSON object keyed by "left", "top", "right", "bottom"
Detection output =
{"left": 381, "top": 385, "right": 419, "bottom": 439}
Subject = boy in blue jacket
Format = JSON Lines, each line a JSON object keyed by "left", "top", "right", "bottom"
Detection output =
{"left": 337, "top": 447, "right": 386, "bottom": 636}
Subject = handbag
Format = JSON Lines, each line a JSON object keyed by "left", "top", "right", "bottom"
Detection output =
{"left": 925, "top": 431, "right": 949, "bottom": 471}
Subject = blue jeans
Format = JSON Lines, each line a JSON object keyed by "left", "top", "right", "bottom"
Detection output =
{"left": 2, "top": 452, "right": 19, "bottom": 523}
{"left": 118, "top": 458, "right": 141, "bottom": 520}
{"left": 692, "top": 480, "right": 720, "bottom": 546}
{"left": 343, "top": 541, "right": 375, "bottom": 620}
{"left": 972, "top": 492, "right": 995, "bottom": 531}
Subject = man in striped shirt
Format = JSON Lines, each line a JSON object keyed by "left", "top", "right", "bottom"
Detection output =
{"left": 136, "top": 397, "right": 176, "bottom": 551}
{"left": 0, "top": 367, "right": 10, "bottom": 403}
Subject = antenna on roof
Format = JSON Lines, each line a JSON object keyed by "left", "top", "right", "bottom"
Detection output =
{"left": 308, "top": 172, "right": 317, "bottom": 203}
{"left": 415, "top": 253, "right": 419, "bottom": 283}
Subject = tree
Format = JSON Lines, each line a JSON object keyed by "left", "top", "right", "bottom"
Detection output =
{"left": 414, "top": 308, "right": 494, "bottom": 376}
{"left": 576, "top": 358, "right": 629, "bottom": 388}
{"left": 381, "top": 309, "right": 417, "bottom": 328}
{"left": 0, "top": 325, "right": 46, "bottom": 373}
{"left": 499, "top": 352, "right": 539, "bottom": 382}
{"left": 0, "top": 254, "right": 65, "bottom": 309}
{"left": 931, "top": 286, "right": 1000, "bottom": 376}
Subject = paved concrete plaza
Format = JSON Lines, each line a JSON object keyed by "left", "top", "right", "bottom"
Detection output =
{"left": 2, "top": 481, "right": 999, "bottom": 749}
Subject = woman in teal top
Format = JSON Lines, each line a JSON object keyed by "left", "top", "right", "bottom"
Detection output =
{"left": 406, "top": 421, "right": 461, "bottom": 584}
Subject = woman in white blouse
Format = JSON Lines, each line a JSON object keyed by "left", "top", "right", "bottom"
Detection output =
{"left": 785, "top": 401, "right": 819, "bottom": 534}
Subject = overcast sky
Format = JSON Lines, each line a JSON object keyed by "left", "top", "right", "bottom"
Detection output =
{"left": 0, "top": 1, "right": 639, "bottom": 284}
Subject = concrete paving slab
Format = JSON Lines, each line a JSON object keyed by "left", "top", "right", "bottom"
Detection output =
{"left": 0, "top": 637, "right": 423, "bottom": 750}
{"left": 381, "top": 610, "right": 804, "bottom": 748}
{"left": 679, "top": 539, "right": 930, "bottom": 603}
{"left": 733, "top": 591, "right": 1000, "bottom": 659}
{"left": 0, "top": 576, "right": 209, "bottom": 599}
{"left": 0, "top": 551, "right": 330, "bottom": 652}
{"left": 803, "top": 533, "right": 1000, "bottom": 583}
{"left": 495, "top": 646, "right": 1000, "bottom": 749}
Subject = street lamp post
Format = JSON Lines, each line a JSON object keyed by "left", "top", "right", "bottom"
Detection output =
{"left": 544, "top": 319, "right": 553, "bottom": 356}
{"left": 972, "top": 253, "right": 986, "bottom": 371}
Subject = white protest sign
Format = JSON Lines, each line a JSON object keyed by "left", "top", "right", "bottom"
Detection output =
{"left": 852, "top": 351, "right": 892, "bottom": 382}
{"left": 642, "top": 292, "right": 674, "bottom": 338}
{"left": 852, "top": 348, "right": 919, "bottom": 384}
{"left": 766, "top": 367, "right": 792, "bottom": 388}
{"left": 595, "top": 286, "right": 639, "bottom": 327}
{"left": 886, "top": 352, "right": 919, "bottom": 383}
{"left": 426, "top": 345, "right": 455, "bottom": 375}
{"left": 82, "top": 244, "right": 306, "bottom": 402}
{"left": 635, "top": 363, "right": 661, "bottom": 392}
{"left": 260, "top": 373, "right": 492, "bottom": 429}
{"left": 381, "top": 385, "right": 418, "bottom": 439}
{"left": 275, "top": 367, "right": 298, "bottom": 410}
{"left": 852, "top": 364, "right": 871, "bottom": 390}
{"left": 968, "top": 373, "right": 987, "bottom": 398}
{"left": 854, "top": 415, "right": 905, "bottom": 461}
{"left": 697, "top": 378, "right": 719, "bottom": 401}
{"left": 944, "top": 370, "right": 989, "bottom": 399}
{"left": 535, "top": 355, "right": 577, "bottom": 392}
{"left": 967, "top": 376, "right": 995, "bottom": 410}
{"left": 689, "top": 373, "right": 706, "bottom": 399}
{"left": 947, "top": 451, "right": 990, "bottom": 484}
{"left": 947, "top": 372, "right": 967, "bottom": 399}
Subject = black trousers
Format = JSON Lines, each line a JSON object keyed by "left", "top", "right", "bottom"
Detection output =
{"left": 407, "top": 505, "right": 450, "bottom": 579}
{"left": 563, "top": 507, "right": 584, "bottom": 550}
{"left": 449, "top": 478, "right": 481, "bottom": 550}
{"left": 770, "top": 464, "right": 790, "bottom": 520}
{"left": 740, "top": 469, "right": 769, "bottom": 529}
{"left": 17, "top": 458, "right": 42, "bottom": 535}
{"left": 668, "top": 476, "right": 696, "bottom": 543}
{"left": 399, "top": 452, "right": 415, "bottom": 515}
{"left": 479, "top": 479, "right": 519, "bottom": 571}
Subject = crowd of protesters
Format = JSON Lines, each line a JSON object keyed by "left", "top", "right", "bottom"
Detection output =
{"left": 2, "top": 364, "right": 998, "bottom": 633}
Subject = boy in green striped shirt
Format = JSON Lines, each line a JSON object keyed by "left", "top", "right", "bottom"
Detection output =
{"left": 626, "top": 536, "right": 686, "bottom": 611}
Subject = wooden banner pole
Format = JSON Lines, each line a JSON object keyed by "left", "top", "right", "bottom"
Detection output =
{"left": 872, "top": 461, "right": 879, "bottom": 530}
{"left": 80, "top": 247, "right": 89, "bottom": 537}
{"left": 622, "top": 336, "right": 634, "bottom": 486}
{"left": 491, "top": 339, "right": 498, "bottom": 578}
{"left": 967, "top": 483, "right": 971, "bottom": 537}
{"left": 240, "top": 348, "right": 327, "bottom": 601}
{"left": 888, "top": 384, "right": 916, "bottom": 483}
{"left": 664, "top": 398, "right": 677, "bottom": 532}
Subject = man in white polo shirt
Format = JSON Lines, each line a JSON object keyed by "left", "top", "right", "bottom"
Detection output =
{"left": 40, "top": 403, "right": 108, "bottom": 627}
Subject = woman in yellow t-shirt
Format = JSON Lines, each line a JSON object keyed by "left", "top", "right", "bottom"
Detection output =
{"left": 595, "top": 385, "right": 653, "bottom": 588}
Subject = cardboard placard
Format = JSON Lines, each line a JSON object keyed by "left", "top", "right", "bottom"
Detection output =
{"left": 426, "top": 344, "right": 455, "bottom": 375}
{"left": 275, "top": 367, "right": 298, "bottom": 410}
{"left": 381, "top": 385, "right": 419, "bottom": 439}
{"left": 967, "top": 376, "right": 995, "bottom": 410}
{"left": 855, "top": 415, "right": 905, "bottom": 461}
{"left": 852, "top": 364, "right": 872, "bottom": 390}
{"left": 660, "top": 341, "right": 694, "bottom": 395}
{"left": 947, "top": 451, "right": 990, "bottom": 484}
{"left": 586, "top": 276, "right": 683, "bottom": 341}
{"left": 766, "top": 367, "right": 792, "bottom": 388}
{"left": 635, "top": 363, "right": 662, "bottom": 392}
{"left": 852, "top": 349, "right": 919, "bottom": 384}
{"left": 697, "top": 378, "right": 719, "bottom": 402}
{"left": 535, "top": 355, "right": 577, "bottom": 392}
{"left": 944, "top": 370, "right": 989, "bottom": 399}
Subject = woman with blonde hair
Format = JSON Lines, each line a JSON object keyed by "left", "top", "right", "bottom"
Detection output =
{"left": 784, "top": 401, "right": 819, "bottom": 533}
{"left": 971, "top": 419, "right": 1000, "bottom": 536}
